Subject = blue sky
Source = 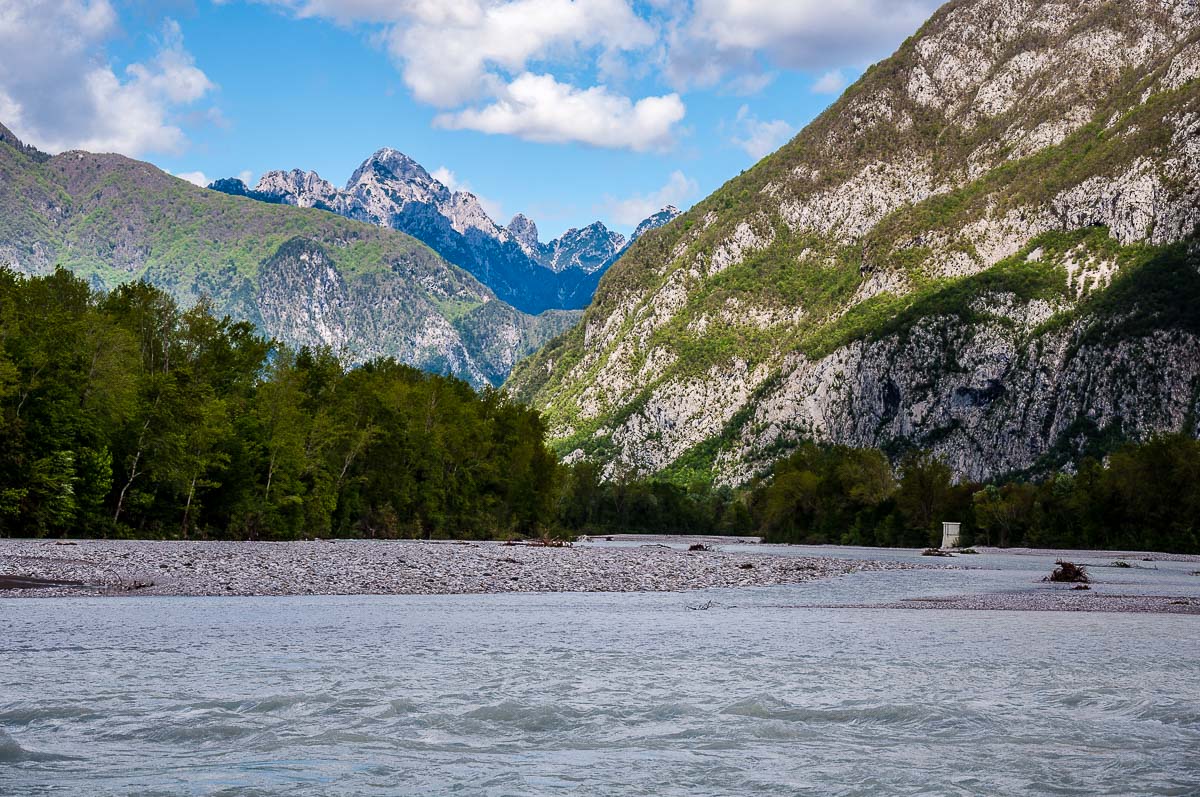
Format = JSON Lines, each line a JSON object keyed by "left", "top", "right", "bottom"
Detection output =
{"left": 0, "top": 0, "right": 941, "bottom": 237}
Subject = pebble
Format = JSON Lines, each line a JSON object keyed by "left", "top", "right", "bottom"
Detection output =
{"left": 0, "top": 538, "right": 913, "bottom": 598}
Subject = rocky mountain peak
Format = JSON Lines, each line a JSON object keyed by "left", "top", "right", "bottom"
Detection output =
{"left": 508, "top": 213, "right": 540, "bottom": 254}
{"left": 205, "top": 147, "right": 695, "bottom": 312}
{"left": 207, "top": 177, "right": 250, "bottom": 195}
{"left": 254, "top": 169, "right": 341, "bottom": 207}
{"left": 631, "top": 205, "right": 682, "bottom": 240}
{"left": 542, "top": 222, "right": 626, "bottom": 274}
{"left": 347, "top": 148, "right": 438, "bottom": 193}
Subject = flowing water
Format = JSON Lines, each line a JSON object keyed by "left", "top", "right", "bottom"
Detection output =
{"left": 2, "top": 553, "right": 1199, "bottom": 796}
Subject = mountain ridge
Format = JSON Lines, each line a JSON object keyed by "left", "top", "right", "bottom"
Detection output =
{"left": 508, "top": 0, "right": 1200, "bottom": 485}
{"left": 0, "top": 126, "right": 575, "bottom": 387}
{"left": 209, "top": 151, "right": 680, "bottom": 314}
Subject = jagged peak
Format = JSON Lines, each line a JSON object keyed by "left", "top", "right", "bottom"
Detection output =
{"left": 347, "top": 147, "right": 434, "bottom": 190}
{"left": 507, "top": 213, "right": 540, "bottom": 251}
{"left": 256, "top": 167, "right": 324, "bottom": 183}
{"left": 207, "top": 177, "right": 249, "bottom": 193}
{"left": 631, "top": 205, "right": 683, "bottom": 240}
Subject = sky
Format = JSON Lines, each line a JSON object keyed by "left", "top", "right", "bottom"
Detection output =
{"left": 0, "top": 0, "right": 941, "bottom": 237}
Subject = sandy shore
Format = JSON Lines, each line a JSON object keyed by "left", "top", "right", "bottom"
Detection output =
{"left": 0, "top": 538, "right": 909, "bottom": 597}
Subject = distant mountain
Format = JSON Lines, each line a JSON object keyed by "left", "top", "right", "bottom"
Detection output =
{"left": 0, "top": 123, "right": 575, "bottom": 387}
{"left": 209, "top": 151, "right": 677, "bottom": 313}
{"left": 509, "top": 0, "right": 1200, "bottom": 485}
{"left": 629, "top": 206, "right": 681, "bottom": 243}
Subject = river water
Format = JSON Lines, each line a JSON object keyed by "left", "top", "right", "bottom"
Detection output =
{"left": 2, "top": 551, "right": 1199, "bottom": 795}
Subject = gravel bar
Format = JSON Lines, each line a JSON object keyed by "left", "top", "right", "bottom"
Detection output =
{"left": 809, "top": 592, "right": 1200, "bottom": 615}
{"left": 0, "top": 538, "right": 912, "bottom": 598}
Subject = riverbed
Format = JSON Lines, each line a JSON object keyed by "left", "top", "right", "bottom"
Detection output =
{"left": 2, "top": 542, "right": 1199, "bottom": 795}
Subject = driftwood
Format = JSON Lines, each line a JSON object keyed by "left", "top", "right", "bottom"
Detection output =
{"left": 1048, "top": 560, "right": 1089, "bottom": 583}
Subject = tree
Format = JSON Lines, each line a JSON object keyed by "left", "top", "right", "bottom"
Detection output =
{"left": 896, "top": 450, "right": 953, "bottom": 544}
{"left": 972, "top": 482, "right": 1035, "bottom": 548}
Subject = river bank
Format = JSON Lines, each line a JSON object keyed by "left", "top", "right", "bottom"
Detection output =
{"left": 0, "top": 537, "right": 911, "bottom": 597}
{"left": 3, "top": 538, "right": 1199, "bottom": 613}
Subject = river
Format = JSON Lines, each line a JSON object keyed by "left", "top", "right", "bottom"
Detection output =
{"left": 2, "top": 551, "right": 1198, "bottom": 795}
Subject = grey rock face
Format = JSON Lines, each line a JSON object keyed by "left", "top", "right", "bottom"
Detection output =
{"left": 511, "top": 0, "right": 1200, "bottom": 484}
{"left": 507, "top": 213, "right": 540, "bottom": 256}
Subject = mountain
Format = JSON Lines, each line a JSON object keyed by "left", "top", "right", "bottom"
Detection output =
{"left": 538, "top": 222, "right": 626, "bottom": 273}
{"left": 0, "top": 124, "right": 575, "bottom": 387}
{"left": 209, "top": 151, "right": 677, "bottom": 313}
{"left": 508, "top": 0, "right": 1200, "bottom": 485}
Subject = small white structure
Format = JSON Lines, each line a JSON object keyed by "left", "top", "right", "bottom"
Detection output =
{"left": 941, "top": 521, "right": 961, "bottom": 549}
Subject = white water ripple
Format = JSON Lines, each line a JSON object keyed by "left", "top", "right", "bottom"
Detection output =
{"left": 1, "top": 575, "right": 1198, "bottom": 795}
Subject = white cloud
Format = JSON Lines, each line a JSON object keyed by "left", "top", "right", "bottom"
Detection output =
{"left": 731, "top": 105, "right": 793, "bottom": 160}
{"left": 812, "top": 68, "right": 849, "bottom": 95}
{"left": 668, "top": 0, "right": 939, "bottom": 88}
{"left": 0, "top": 4, "right": 215, "bottom": 156}
{"left": 604, "top": 170, "right": 697, "bottom": 226}
{"left": 725, "top": 71, "right": 777, "bottom": 96}
{"left": 430, "top": 166, "right": 463, "bottom": 191}
{"left": 244, "top": 0, "right": 937, "bottom": 150}
{"left": 251, "top": 0, "right": 653, "bottom": 107}
{"left": 175, "top": 170, "right": 210, "bottom": 186}
{"left": 236, "top": 169, "right": 255, "bottom": 186}
{"left": 392, "top": 0, "right": 654, "bottom": 108}
{"left": 244, "top": 0, "right": 674, "bottom": 152}
{"left": 435, "top": 73, "right": 684, "bottom": 151}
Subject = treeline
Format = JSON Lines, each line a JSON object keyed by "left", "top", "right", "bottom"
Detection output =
{"left": 553, "top": 439, "right": 1200, "bottom": 554}
{"left": 3, "top": 268, "right": 1199, "bottom": 553}
{"left": 555, "top": 461, "right": 751, "bottom": 537}
{"left": 741, "top": 438, "right": 1200, "bottom": 553}
{"left": 0, "top": 269, "right": 555, "bottom": 539}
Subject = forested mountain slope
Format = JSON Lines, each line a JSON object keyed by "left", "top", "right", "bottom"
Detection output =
{"left": 509, "top": 0, "right": 1200, "bottom": 483}
{"left": 0, "top": 126, "right": 573, "bottom": 387}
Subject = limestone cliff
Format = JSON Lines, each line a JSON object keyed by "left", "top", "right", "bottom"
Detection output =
{"left": 508, "top": 0, "right": 1200, "bottom": 483}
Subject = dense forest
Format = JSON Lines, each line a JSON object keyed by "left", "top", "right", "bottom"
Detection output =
{"left": 2, "top": 268, "right": 1198, "bottom": 552}
{"left": 555, "top": 438, "right": 1200, "bottom": 554}
{"left": 0, "top": 268, "right": 555, "bottom": 540}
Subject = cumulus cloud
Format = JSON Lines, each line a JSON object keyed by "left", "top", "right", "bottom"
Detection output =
{"left": 388, "top": 0, "right": 655, "bottom": 108}
{"left": 0, "top": 2, "right": 216, "bottom": 155}
{"left": 246, "top": 0, "right": 678, "bottom": 151}
{"left": 251, "top": 0, "right": 653, "bottom": 106}
{"left": 604, "top": 170, "right": 697, "bottom": 226}
{"left": 730, "top": 105, "right": 794, "bottom": 160}
{"left": 668, "top": 0, "right": 939, "bottom": 89}
{"left": 434, "top": 73, "right": 685, "bottom": 151}
{"left": 245, "top": 0, "right": 936, "bottom": 149}
{"left": 812, "top": 68, "right": 849, "bottom": 95}
{"left": 174, "top": 170, "right": 210, "bottom": 186}
{"left": 430, "top": 166, "right": 462, "bottom": 190}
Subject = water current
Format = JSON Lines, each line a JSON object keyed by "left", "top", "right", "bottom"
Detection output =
{"left": 2, "top": 548, "right": 1198, "bottom": 795}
